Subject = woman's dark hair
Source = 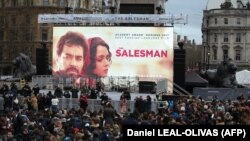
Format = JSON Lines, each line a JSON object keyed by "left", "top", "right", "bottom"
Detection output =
{"left": 86, "top": 37, "right": 112, "bottom": 77}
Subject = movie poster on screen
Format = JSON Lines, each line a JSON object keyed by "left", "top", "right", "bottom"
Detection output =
{"left": 52, "top": 26, "right": 173, "bottom": 82}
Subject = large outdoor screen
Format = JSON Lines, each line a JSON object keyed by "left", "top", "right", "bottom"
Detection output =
{"left": 52, "top": 26, "right": 173, "bottom": 87}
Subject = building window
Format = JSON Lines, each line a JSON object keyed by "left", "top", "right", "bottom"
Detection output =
{"left": 235, "top": 50, "right": 241, "bottom": 61}
{"left": 25, "top": 0, "right": 28, "bottom": 6}
{"left": 30, "top": 0, "right": 33, "bottom": 6}
{"left": 25, "top": 30, "right": 30, "bottom": 41}
{"left": 223, "top": 49, "right": 228, "bottom": 60}
{"left": 236, "top": 33, "right": 241, "bottom": 42}
{"left": 0, "top": 16, "right": 4, "bottom": 25}
{"left": 11, "top": 16, "right": 16, "bottom": 25}
{"left": 84, "top": 0, "right": 89, "bottom": 9}
{"left": 27, "top": 47, "right": 33, "bottom": 60}
{"left": 224, "top": 33, "right": 228, "bottom": 42}
{"left": 26, "top": 15, "right": 31, "bottom": 24}
{"left": 41, "top": 29, "right": 48, "bottom": 41}
{"left": 25, "top": 0, "right": 33, "bottom": 6}
{"left": 25, "top": 29, "right": 32, "bottom": 41}
{"left": 60, "top": 0, "right": 65, "bottom": 7}
{"left": 14, "top": 30, "right": 18, "bottom": 41}
{"left": 7, "top": 46, "right": 12, "bottom": 61}
{"left": 215, "top": 18, "right": 217, "bottom": 24}
{"left": 236, "top": 18, "right": 240, "bottom": 25}
{"left": 12, "top": 0, "right": 17, "bottom": 7}
{"left": 214, "top": 33, "right": 217, "bottom": 42}
{"left": 30, "top": 30, "right": 33, "bottom": 41}
{"left": 0, "top": 30, "right": 3, "bottom": 41}
{"left": 53, "top": 0, "right": 57, "bottom": 4}
{"left": 224, "top": 18, "right": 228, "bottom": 24}
{"left": 71, "top": 0, "right": 80, "bottom": 8}
{"left": 43, "top": 0, "right": 49, "bottom": 6}
{"left": 10, "top": 30, "right": 18, "bottom": 41}
{"left": 3, "top": 46, "right": 9, "bottom": 61}
{"left": 0, "top": 46, "right": 2, "bottom": 60}
{"left": 25, "top": 29, "right": 33, "bottom": 41}
{"left": 213, "top": 48, "right": 217, "bottom": 60}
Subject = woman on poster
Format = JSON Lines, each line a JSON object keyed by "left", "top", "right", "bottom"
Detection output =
{"left": 84, "top": 37, "right": 112, "bottom": 90}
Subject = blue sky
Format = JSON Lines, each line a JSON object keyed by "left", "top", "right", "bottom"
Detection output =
{"left": 165, "top": 0, "right": 208, "bottom": 44}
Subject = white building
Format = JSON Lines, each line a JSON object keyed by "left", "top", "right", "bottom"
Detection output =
{"left": 202, "top": 0, "right": 250, "bottom": 69}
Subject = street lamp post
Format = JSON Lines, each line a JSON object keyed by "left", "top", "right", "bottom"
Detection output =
{"left": 207, "top": 52, "right": 210, "bottom": 70}
{"left": 202, "top": 44, "right": 207, "bottom": 70}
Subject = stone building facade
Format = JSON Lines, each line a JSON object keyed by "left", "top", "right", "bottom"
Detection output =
{"left": 202, "top": 0, "right": 250, "bottom": 69}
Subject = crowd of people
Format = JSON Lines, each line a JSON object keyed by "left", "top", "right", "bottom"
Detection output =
{"left": 0, "top": 82, "right": 250, "bottom": 141}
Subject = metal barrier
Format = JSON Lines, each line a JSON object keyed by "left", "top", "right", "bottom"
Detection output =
{"left": 31, "top": 75, "right": 174, "bottom": 94}
{"left": 32, "top": 75, "right": 53, "bottom": 89}
{"left": 1, "top": 95, "right": 185, "bottom": 114}
{"left": 58, "top": 98, "right": 159, "bottom": 113}
{"left": 193, "top": 87, "right": 250, "bottom": 100}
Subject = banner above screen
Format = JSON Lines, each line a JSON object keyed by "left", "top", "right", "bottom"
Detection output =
{"left": 52, "top": 26, "right": 173, "bottom": 81}
{"left": 38, "top": 14, "right": 187, "bottom": 24}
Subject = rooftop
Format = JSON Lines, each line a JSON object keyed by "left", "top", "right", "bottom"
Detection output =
{"left": 206, "top": 0, "right": 250, "bottom": 10}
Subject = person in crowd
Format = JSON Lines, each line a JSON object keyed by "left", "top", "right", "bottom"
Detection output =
{"left": 0, "top": 115, "right": 8, "bottom": 140}
{"left": 53, "top": 31, "right": 88, "bottom": 84}
{"left": 103, "top": 102, "right": 116, "bottom": 127}
{"left": 44, "top": 91, "right": 53, "bottom": 109}
{"left": 52, "top": 118, "right": 65, "bottom": 140}
{"left": 71, "top": 86, "right": 79, "bottom": 98}
{"left": 134, "top": 96, "right": 145, "bottom": 113}
{"left": 89, "top": 87, "right": 98, "bottom": 99}
{"left": 145, "top": 95, "right": 152, "bottom": 112}
{"left": 51, "top": 95, "right": 59, "bottom": 114}
{"left": 85, "top": 37, "right": 112, "bottom": 78}
{"left": 119, "top": 95, "right": 128, "bottom": 115}
{"left": 10, "top": 82, "right": 18, "bottom": 97}
{"left": 95, "top": 79, "right": 104, "bottom": 94}
{"left": 122, "top": 89, "right": 131, "bottom": 101}
{"left": 5, "top": 129, "right": 17, "bottom": 141}
{"left": 54, "top": 86, "right": 63, "bottom": 98}
{"left": 32, "top": 84, "right": 40, "bottom": 96}
{"left": 79, "top": 93, "right": 88, "bottom": 113}
{"left": 30, "top": 93, "right": 38, "bottom": 112}
{"left": 0, "top": 83, "right": 9, "bottom": 96}
{"left": 21, "top": 83, "right": 32, "bottom": 97}
{"left": 12, "top": 110, "right": 24, "bottom": 135}
{"left": 100, "top": 92, "right": 109, "bottom": 106}
{"left": 0, "top": 96, "right": 4, "bottom": 114}
{"left": 12, "top": 96, "right": 19, "bottom": 111}
{"left": 64, "top": 90, "right": 71, "bottom": 98}
{"left": 3, "top": 90, "right": 14, "bottom": 112}
{"left": 14, "top": 125, "right": 31, "bottom": 141}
